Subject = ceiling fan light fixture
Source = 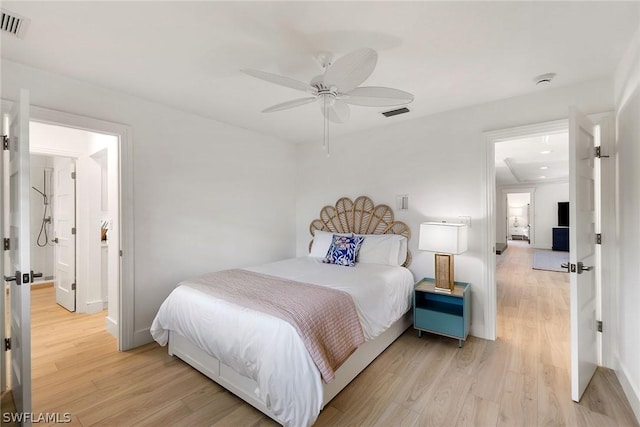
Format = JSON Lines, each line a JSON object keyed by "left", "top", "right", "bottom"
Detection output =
{"left": 242, "top": 48, "right": 415, "bottom": 155}
{"left": 315, "top": 51, "right": 334, "bottom": 69}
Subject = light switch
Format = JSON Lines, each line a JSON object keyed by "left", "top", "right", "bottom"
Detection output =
{"left": 396, "top": 195, "right": 409, "bottom": 210}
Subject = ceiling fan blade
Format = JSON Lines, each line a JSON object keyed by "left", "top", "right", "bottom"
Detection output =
{"left": 320, "top": 98, "right": 350, "bottom": 124}
{"left": 343, "top": 86, "right": 414, "bottom": 107}
{"left": 242, "top": 69, "right": 316, "bottom": 94}
{"left": 323, "top": 48, "right": 377, "bottom": 93}
{"left": 262, "top": 97, "right": 317, "bottom": 113}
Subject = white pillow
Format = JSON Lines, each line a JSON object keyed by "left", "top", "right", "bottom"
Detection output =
{"left": 310, "top": 230, "right": 408, "bottom": 266}
{"left": 309, "top": 230, "right": 347, "bottom": 258}
{"left": 397, "top": 237, "right": 408, "bottom": 266}
{"left": 356, "top": 234, "right": 407, "bottom": 266}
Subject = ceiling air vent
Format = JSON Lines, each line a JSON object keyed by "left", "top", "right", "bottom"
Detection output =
{"left": 381, "top": 107, "right": 410, "bottom": 118}
{"left": 1, "top": 9, "right": 30, "bottom": 39}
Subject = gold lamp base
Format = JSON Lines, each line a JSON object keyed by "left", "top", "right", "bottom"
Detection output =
{"left": 434, "top": 253, "right": 454, "bottom": 294}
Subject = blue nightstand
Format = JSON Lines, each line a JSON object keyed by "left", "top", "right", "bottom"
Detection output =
{"left": 413, "top": 278, "right": 471, "bottom": 347}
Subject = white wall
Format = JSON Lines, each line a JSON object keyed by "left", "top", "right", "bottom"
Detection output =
{"left": 295, "top": 77, "right": 614, "bottom": 339}
{"left": 87, "top": 132, "right": 119, "bottom": 331}
{"left": 613, "top": 26, "right": 640, "bottom": 421}
{"left": 496, "top": 184, "right": 507, "bottom": 244}
{"left": 2, "top": 60, "right": 297, "bottom": 343}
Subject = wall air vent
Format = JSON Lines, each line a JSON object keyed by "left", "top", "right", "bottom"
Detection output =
{"left": 381, "top": 107, "right": 410, "bottom": 118}
{"left": 1, "top": 9, "right": 30, "bottom": 39}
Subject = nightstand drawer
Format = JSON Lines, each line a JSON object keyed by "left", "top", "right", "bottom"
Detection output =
{"left": 414, "top": 307, "right": 464, "bottom": 338}
{"left": 413, "top": 278, "right": 470, "bottom": 346}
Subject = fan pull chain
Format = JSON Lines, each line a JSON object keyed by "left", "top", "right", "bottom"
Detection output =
{"left": 323, "top": 96, "right": 330, "bottom": 157}
{"left": 326, "top": 117, "right": 330, "bottom": 157}
{"left": 322, "top": 95, "right": 326, "bottom": 152}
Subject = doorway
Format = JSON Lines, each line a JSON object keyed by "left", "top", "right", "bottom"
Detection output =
{"left": 483, "top": 113, "right": 616, "bottom": 399}
{"left": 1, "top": 96, "right": 135, "bottom": 419}
{"left": 30, "top": 122, "right": 120, "bottom": 332}
{"left": 482, "top": 119, "right": 570, "bottom": 340}
{"left": 506, "top": 192, "right": 532, "bottom": 243}
{"left": 30, "top": 154, "right": 78, "bottom": 312}
{"left": 493, "top": 130, "right": 570, "bottom": 344}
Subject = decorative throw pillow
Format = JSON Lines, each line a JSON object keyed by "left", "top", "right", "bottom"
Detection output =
{"left": 323, "top": 234, "right": 365, "bottom": 267}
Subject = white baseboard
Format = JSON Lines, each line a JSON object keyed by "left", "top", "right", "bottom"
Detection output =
{"left": 86, "top": 300, "right": 105, "bottom": 314}
{"left": 617, "top": 359, "right": 640, "bottom": 423}
{"left": 471, "top": 321, "right": 489, "bottom": 340}
{"left": 133, "top": 327, "right": 153, "bottom": 347}
{"left": 105, "top": 316, "right": 118, "bottom": 338}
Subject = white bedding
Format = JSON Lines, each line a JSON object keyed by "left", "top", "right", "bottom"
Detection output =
{"left": 150, "top": 257, "right": 414, "bottom": 427}
{"left": 246, "top": 257, "right": 414, "bottom": 340}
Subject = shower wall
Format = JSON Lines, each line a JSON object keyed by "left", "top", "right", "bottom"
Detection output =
{"left": 30, "top": 154, "right": 55, "bottom": 281}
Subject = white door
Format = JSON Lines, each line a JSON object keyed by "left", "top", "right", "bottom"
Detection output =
{"left": 53, "top": 157, "right": 76, "bottom": 312}
{"left": 0, "top": 100, "right": 6, "bottom": 393}
{"left": 4, "top": 89, "right": 32, "bottom": 424}
{"left": 569, "top": 107, "right": 598, "bottom": 402}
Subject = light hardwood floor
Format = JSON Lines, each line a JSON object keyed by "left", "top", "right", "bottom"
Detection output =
{"left": 2, "top": 242, "right": 638, "bottom": 426}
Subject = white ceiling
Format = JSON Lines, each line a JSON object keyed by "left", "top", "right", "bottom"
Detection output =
{"left": 1, "top": 2, "right": 638, "bottom": 145}
{"left": 495, "top": 132, "right": 568, "bottom": 186}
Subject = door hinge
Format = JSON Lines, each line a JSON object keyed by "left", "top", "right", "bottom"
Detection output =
{"left": 570, "top": 263, "right": 577, "bottom": 273}
{"left": 71, "top": 283, "right": 76, "bottom": 291}
{"left": 71, "top": 227, "right": 76, "bottom": 235}
{"left": 4, "top": 338, "right": 10, "bottom": 351}
{"left": 119, "top": 249, "right": 123, "bottom": 256}
{"left": 595, "top": 146, "right": 610, "bottom": 159}
{"left": 2, "top": 135, "right": 8, "bottom": 150}
{"left": 597, "top": 320, "right": 603, "bottom": 333}
{"left": 71, "top": 171, "right": 76, "bottom": 179}
{"left": 3, "top": 238, "right": 9, "bottom": 250}
{"left": 596, "top": 234, "right": 602, "bottom": 245}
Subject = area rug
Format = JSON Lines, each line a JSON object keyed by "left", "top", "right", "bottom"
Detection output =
{"left": 532, "top": 249, "right": 569, "bottom": 272}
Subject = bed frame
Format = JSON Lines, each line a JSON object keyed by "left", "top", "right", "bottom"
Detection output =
{"left": 167, "top": 196, "right": 412, "bottom": 423}
{"left": 168, "top": 312, "right": 411, "bottom": 420}
{"left": 309, "top": 195, "right": 412, "bottom": 267}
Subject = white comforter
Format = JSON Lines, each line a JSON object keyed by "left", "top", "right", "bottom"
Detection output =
{"left": 150, "top": 257, "right": 414, "bottom": 427}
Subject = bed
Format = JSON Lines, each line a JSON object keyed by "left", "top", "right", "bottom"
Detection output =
{"left": 150, "top": 196, "right": 413, "bottom": 426}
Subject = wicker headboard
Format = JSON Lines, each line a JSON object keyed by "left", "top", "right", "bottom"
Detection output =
{"left": 309, "top": 196, "right": 412, "bottom": 267}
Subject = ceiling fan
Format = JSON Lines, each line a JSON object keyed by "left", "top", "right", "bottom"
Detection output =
{"left": 242, "top": 48, "right": 414, "bottom": 152}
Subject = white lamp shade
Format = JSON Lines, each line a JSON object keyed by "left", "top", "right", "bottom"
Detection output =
{"left": 509, "top": 206, "right": 524, "bottom": 217}
{"left": 419, "top": 222, "right": 468, "bottom": 254}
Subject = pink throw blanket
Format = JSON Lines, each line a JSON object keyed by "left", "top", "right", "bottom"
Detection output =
{"left": 186, "top": 269, "right": 365, "bottom": 383}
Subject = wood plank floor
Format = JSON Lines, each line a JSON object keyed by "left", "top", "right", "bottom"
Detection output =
{"left": 2, "top": 242, "right": 638, "bottom": 426}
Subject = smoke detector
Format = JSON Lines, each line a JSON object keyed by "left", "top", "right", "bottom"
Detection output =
{"left": 533, "top": 73, "right": 556, "bottom": 86}
{"left": 1, "top": 9, "right": 30, "bottom": 39}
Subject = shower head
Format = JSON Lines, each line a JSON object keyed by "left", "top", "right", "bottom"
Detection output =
{"left": 31, "top": 186, "right": 48, "bottom": 205}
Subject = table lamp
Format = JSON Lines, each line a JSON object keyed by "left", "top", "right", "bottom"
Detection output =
{"left": 510, "top": 206, "right": 523, "bottom": 227}
{"left": 419, "top": 222, "right": 468, "bottom": 293}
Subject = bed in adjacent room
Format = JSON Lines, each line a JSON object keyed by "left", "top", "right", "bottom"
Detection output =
{"left": 150, "top": 196, "right": 414, "bottom": 426}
